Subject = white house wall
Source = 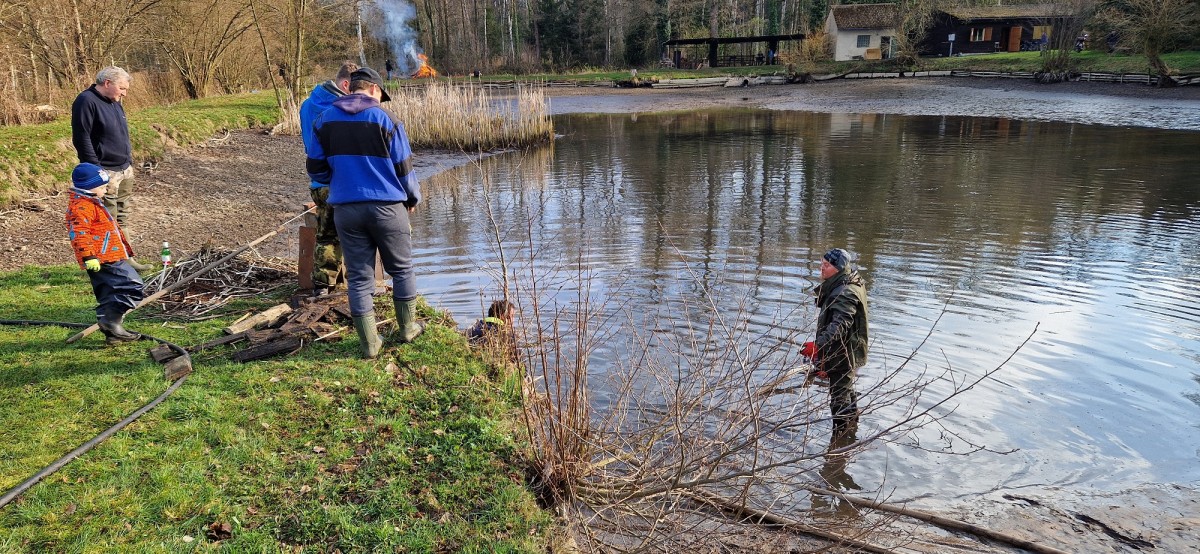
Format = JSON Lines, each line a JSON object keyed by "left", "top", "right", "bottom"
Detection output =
{"left": 832, "top": 30, "right": 893, "bottom": 61}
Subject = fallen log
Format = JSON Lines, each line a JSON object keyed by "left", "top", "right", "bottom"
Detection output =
{"left": 799, "top": 485, "right": 1071, "bottom": 554}
{"left": 190, "top": 331, "right": 249, "bottom": 352}
{"left": 686, "top": 490, "right": 898, "bottom": 554}
{"left": 224, "top": 303, "right": 292, "bottom": 335}
{"left": 232, "top": 335, "right": 303, "bottom": 363}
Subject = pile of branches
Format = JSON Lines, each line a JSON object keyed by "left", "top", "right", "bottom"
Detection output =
{"left": 141, "top": 247, "right": 294, "bottom": 320}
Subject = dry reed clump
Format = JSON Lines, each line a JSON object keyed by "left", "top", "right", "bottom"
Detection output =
{"left": 778, "top": 30, "right": 831, "bottom": 75}
{"left": 383, "top": 81, "right": 553, "bottom": 151}
{"left": 270, "top": 98, "right": 302, "bottom": 136}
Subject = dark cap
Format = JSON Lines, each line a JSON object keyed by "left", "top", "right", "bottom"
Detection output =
{"left": 823, "top": 248, "right": 851, "bottom": 271}
{"left": 349, "top": 67, "right": 391, "bottom": 102}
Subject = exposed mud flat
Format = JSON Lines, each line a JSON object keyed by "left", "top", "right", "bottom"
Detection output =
{"left": 546, "top": 77, "right": 1200, "bottom": 130}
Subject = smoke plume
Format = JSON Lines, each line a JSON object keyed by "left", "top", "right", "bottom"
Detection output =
{"left": 370, "top": 0, "right": 425, "bottom": 76}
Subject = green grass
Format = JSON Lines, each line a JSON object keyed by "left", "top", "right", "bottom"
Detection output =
{"left": 922, "top": 50, "right": 1200, "bottom": 74}
{"left": 0, "top": 265, "right": 549, "bottom": 552}
{"left": 0, "top": 92, "right": 279, "bottom": 207}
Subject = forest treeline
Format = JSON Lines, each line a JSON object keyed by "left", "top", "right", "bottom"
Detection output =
{"left": 1, "top": 0, "right": 1197, "bottom": 123}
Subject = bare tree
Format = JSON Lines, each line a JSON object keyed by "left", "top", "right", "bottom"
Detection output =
{"left": 1095, "top": 0, "right": 1199, "bottom": 80}
{"left": 147, "top": 0, "right": 253, "bottom": 99}
{"left": 0, "top": 0, "right": 163, "bottom": 86}
{"left": 1037, "top": 0, "right": 1098, "bottom": 83}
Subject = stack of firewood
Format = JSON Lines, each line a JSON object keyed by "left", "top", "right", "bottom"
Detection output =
{"left": 149, "top": 295, "right": 354, "bottom": 364}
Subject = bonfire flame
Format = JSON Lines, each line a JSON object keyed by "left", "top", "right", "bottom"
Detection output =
{"left": 411, "top": 54, "right": 438, "bottom": 78}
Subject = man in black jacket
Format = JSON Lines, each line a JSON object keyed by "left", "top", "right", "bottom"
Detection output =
{"left": 72, "top": 66, "right": 149, "bottom": 271}
{"left": 802, "top": 248, "right": 869, "bottom": 434}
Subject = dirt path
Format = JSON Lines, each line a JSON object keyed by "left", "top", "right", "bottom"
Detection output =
{"left": 0, "top": 131, "right": 473, "bottom": 272}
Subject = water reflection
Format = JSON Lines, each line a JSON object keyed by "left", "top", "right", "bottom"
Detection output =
{"left": 412, "top": 109, "right": 1200, "bottom": 505}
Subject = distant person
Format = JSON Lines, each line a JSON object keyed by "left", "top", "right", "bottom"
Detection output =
{"left": 802, "top": 248, "right": 869, "bottom": 435}
{"left": 307, "top": 67, "right": 423, "bottom": 359}
{"left": 299, "top": 60, "right": 358, "bottom": 296}
{"left": 1039, "top": 32, "right": 1048, "bottom": 51}
{"left": 71, "top": 66, "right": 149, "bottom": 271}
{"left": 385, "top": 59, "right": 394, "bottom": 80}
{"left": 65, "top": 163, "right": 143, "bottom": 344}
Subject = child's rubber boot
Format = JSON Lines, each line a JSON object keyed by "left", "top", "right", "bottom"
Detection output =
{"left": 99, "top": 311, "right": 141, "bottom": 345}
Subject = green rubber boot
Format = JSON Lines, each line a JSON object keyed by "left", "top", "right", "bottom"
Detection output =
{"left": 395, "top": 299, "right": 425, "bottom": 343}
{"left": 352, "top": 312, "right": 383, "bottom": 359}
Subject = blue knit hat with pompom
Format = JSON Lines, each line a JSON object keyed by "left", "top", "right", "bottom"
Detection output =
{"left": 71, "top": 163, "right": 109, "bottom": 190}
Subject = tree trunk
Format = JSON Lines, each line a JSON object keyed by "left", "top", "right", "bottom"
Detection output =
{"left": 70, "top": 0, "right": 88, "bottom": 78}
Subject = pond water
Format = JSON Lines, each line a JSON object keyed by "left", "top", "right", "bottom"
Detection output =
{"left": 411, "top": 109, "right": 1200, "bottom": 506}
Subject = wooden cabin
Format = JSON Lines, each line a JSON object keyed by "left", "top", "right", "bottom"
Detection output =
{"left": 921, "top": 4, "right": 1073, "bottom": 57}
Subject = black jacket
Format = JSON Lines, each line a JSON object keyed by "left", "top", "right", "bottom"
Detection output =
{"left": 71, "top": 86, "right": 132, "bottom": 170}
{"left": 814, "top": 269, "right": 869, "bottom": 371}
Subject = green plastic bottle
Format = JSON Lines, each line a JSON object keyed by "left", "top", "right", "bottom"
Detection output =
{"left": 160, "top": 241, "right": 172, "bottom": 268}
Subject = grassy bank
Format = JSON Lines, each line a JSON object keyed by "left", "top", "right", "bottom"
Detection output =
{"left": 0, "top": 265, "right": 549, "bottom": 552}
{"left": 0, "top": 92, "right": 279, "bottom": 206}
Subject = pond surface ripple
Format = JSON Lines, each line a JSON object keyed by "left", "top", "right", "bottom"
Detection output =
{"left": 412, "top": 109, "right": 1200, "bottom": 506}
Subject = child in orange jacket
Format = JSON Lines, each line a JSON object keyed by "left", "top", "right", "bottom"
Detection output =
{"left": 65, "top": 163, "right": 143, "bottom": 343}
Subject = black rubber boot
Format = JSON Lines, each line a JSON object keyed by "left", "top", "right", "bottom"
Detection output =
{"left": 99, "top": 311, "right": 141, "bottom": 344}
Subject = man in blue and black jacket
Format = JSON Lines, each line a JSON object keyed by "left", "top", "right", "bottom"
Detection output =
{"left": 306, "top": 67, "right": 423, "bottom": 359}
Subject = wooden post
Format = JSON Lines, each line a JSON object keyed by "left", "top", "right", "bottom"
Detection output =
{"left": 298, "top": 202, "right": 317, "bottom": 291}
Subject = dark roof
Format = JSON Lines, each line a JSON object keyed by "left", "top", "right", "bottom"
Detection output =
{"left": 829, "top": 3, "right": 898, "bottom": 30}
{"left": 663, "top": 34, "right": 805, "bottom": 46}
{"left": 942, "top": 4, "right": 1072, "bottom": 21}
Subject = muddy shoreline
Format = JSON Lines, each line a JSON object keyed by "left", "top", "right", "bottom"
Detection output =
{"left": 5, "top": 77, "right": 1197, "bottom": 273}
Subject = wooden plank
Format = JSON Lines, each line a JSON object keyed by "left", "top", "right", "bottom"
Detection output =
{"left": 164, "top": 356, "right": 193, "bottom": 381}
{"left": 223, "top": 303, "right": 293, "bottom": 335}
{"left": 328, "top": 302, "right": 353, "bottom": 322}
{"left": 247, "top": 328, "right": 290, "bottom": 344}
{"left": 279, "top": 304, "right": 332, "bottom": 335}
{"left": 232, "top": 335, "right": 304, "bottom": 363}
{"left": 298, "top": 225, "right": 316, "bottom": 291}
{"left": 149, "top": 344, "right": 182, "bottom": 363}
{"left": 191, "top": 331, "right": 248, "bottom": 352}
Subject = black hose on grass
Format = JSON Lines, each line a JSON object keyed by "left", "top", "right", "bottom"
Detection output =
{"left": 0, "top": 319, "right": 192, "bottom": 510}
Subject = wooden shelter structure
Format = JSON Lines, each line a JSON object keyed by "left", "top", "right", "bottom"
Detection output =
{"left": 663, "top": 34, "right": 805, "bottom": 69}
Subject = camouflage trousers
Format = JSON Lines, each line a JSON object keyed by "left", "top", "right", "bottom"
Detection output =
{"left": 103, "top": 166, "right": 135, "bottom": 226}
{"left": 310, "top": 187, "right": 345, "bottom": 289}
